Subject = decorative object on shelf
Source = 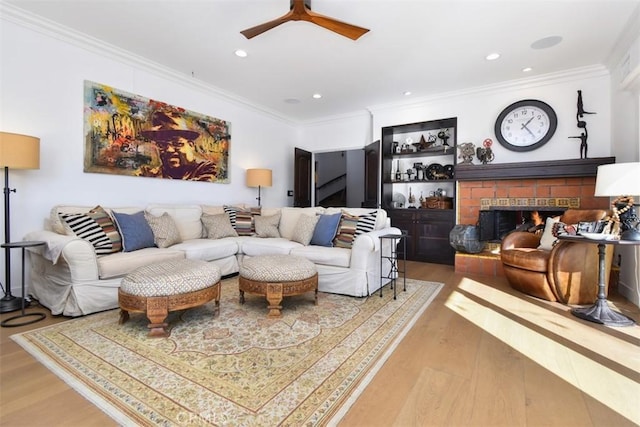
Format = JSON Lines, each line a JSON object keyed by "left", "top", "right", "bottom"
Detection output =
{"left": 392, "top": 192, "right": 406, "bottom": 208}
{"left": 494, "top": 99, "right": 557, "bottom": 152}
{"left": 414, "top": 162, "right": 424, "bottom": 181}
{"left": 408, "top": 187, "right": 416, "bottom": 207}
{"left": 568, "top": 90, "right": 596, "bottom": 159}
{"left": 246, "top": 168, "right": 272, "bottom": 207}
{"left": 419, "top": 191, "right": 424, "bottom": 206}
{"left": 395, "top": 160, "right": 402, "bottom": 181}
{"left": 406, "top": 168, "right": 414, "bottom": 181}
{"left": 418, "top": 134, "right": 435, "bottom": 151}
{"left": 426, "top": 163, "right": 446, "bottom": 180}
{"left": 401, "top": 138, "right": 412, "bottom": 153}
{"left": 443, "top": 164, "right": 454, "bottom": 179}
{"left": 437, "top": 129, "right": 450, "bottom": 147}
{"left": 595, "top": 162, "right": 640, "bottom": 241}
{"left": 0, "top": 132, "right": 40, "bottom": 314}
{"left": 476, "top": 138, "right": 495, "bottom": 164}
{"left": 457, "top": 142, "right": 475, "bottom": 164}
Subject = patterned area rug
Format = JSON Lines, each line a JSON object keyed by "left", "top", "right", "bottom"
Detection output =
{"left": 13, "top": 277, "right": 442, "bottom": 426}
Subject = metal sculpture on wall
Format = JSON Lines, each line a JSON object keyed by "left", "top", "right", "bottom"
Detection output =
{"left": 83, "top": 81, "right": 230, "bottom": 183}
{"left": 568, "top": 90, "right": 596, "bottom": 159}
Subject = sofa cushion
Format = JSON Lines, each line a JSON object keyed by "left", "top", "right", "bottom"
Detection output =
{"left": 291, "top": 214, "right": 319, "bottom": 245}
{"left": 201, "top": 213, "right": 238, "bottom": 239}
{"left": 97, "top": 247, "right": 185, "bottom": 279}
{"left": 59, "top": 206, "right": 122, "bottom": 255}
{"left": 291, "top": 245, "right": 351, "bottom": 268}
{"left": 279, "top": 207, "right": 325, "bottom": 240}
{"left": 146, "top": 204, "right": 203, "bottom": 240}
{"left": 254, "top": 213, "right": 281, "bottom": 238}
{"left": 240, "top": 237, "right": 303, "bottom": 256}
{"left": 112, "top": 211, "right": 156, "bottom": 252}
{"left": 171, "top": 238, "right": 239, "bottom": 262}
{"left": 144, "top": 212, "right": 182, "bottom": 248}
{"left": 310, "top": 213, "right": 341, "bottom": 247}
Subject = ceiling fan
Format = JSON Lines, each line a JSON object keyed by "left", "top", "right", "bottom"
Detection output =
{"left": 240, "top": 0, "right": 369, "bottom": 40}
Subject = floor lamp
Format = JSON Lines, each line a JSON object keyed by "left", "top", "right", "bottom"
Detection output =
{"left": 0, "top": 132, "right": 40, "bottom": 313}
{"left": 246, "top": 168, "right": 272, "bottom": 207}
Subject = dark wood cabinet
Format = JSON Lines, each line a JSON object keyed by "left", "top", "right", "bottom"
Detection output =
{"left": 382, "top": 117, "right": 457, "bottom": 265}
{"left": 388, "top": 209, "right": 455, "bottom": 265}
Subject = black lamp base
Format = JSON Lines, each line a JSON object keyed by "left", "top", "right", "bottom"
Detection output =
{"left": 0, "top": 295, "right": 28, "bottom": 313}
{"left": 620, "top": 228, "right": 640, "bottom": 241}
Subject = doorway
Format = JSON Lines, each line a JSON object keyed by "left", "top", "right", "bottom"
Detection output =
{"left": 315, "top": 149, "right": 364, "bottom": 207}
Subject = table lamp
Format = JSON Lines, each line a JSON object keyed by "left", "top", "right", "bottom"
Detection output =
{"left": 594, "top": 162, "right": 640, "bottom": 241}
{"left": 0, "top": 132, "right": 40, "bottom": 313}
{"left": 246, "top": 168, "right": 272, "bottom": 207}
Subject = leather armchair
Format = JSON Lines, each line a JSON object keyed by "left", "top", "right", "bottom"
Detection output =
{"left": 500, "top": 209, "right": 613, "bottom": 305}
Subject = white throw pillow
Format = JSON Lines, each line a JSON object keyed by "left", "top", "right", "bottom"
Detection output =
{"left": 537, "top": 216, "right": 559, "bottom": 251}
{"left": 291, "top": 214, "right": 319, "bottom": 246}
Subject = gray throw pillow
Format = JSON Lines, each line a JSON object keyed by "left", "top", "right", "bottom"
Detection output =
{"left": 144, "top": 212, "right": 182, "bottom": 248}
{"left": 202, "top": 213, "right": 238, "bottom": 239}
{"left": 254, "top": 213, "right": 281, "bottom": 238}
{"left": 291, "top": 214, "right": 319, "bottom": 246}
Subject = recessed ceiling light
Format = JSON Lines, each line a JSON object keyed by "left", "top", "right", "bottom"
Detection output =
{"left": 234, "top": 49, "right": 248, "bottom": 58}
{"left": 403, "top": 91, "right": 412, "bottom": 96}
{"left": 530, "top": 36, "right": 562, "bottom": 50}
{"left": 522, "top": 67, "right": 533, "bottom": 72}
{"left": 284, "top": 98, "right": 301, "bottom": 104}
{"left": 485, "top": 53, "right": 500, "bottom": 61}
{"left": 312, "top": 93, "right": 322, "bottom": 99}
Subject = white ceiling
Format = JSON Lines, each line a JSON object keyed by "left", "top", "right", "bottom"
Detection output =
{"left": 4, "top": 0, "right": 639, "bottom": 122}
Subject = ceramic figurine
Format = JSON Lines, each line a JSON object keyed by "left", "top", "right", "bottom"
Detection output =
{"left": 457, "top": 142, "right": 475, "bottom": 164}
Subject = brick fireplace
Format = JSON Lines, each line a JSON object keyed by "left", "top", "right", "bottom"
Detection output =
{"left": 453, "top": 157, "right": 614, "bottom": 276}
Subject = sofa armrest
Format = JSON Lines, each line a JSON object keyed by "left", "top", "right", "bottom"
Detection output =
{"left": 501, "top": 231, "right": 541, "bottom": 251}
{"left": 350, "top": 227, "right": 402, "bottom": 269}
{"left": 24, "top": 230, "right": 100, "bottom": 281}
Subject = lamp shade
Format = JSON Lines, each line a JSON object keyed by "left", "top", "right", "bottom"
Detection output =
{"left": 0, "top": 132, "right": 40, "bottom": 169}
{"left": 594, "top": 162, "right": 640, "bottom": 197}
{"left": 246, "top": 168, "right": 272, "bottom": 187}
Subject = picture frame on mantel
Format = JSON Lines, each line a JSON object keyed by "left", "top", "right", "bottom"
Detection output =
{"left": 83, "top": 80, "right": 231, "bottom": 183}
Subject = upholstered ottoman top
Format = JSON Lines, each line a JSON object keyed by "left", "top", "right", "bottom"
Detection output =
{"left": 240, "top": 254, "right": 316, "bottom": 282}
{"left": 121, "top": 259, "right": 221, "bottom": 297}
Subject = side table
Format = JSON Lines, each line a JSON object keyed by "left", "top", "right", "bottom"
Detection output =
{"left": 1, "top": 241, "right": 47, "bottom": 328}
{"left": 558, "top": 235, "right": 636, "bottom": 327}
{"left": 379, "top": 232, "right": 407, "bottom": 300}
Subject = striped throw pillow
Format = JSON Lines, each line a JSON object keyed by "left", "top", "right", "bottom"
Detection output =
{"left": 354, "top": 210, "right": 378, "bottom": 237}
{"left": 223, "top": 206, "right": 261, "bottom": 236}
{"left": 333, "top": 213, "right": 359, "bottom": 248}
{"left": 59, "top": 205, "right": 122, "bottom": 255}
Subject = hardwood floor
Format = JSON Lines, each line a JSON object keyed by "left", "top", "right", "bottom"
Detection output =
{"left": 1, "top": 262, "right": 638, "bottom": 426}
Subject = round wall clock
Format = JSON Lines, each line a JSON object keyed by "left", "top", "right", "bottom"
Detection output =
{"left": 494, "top": 99, "right": 557, "bottom": 152}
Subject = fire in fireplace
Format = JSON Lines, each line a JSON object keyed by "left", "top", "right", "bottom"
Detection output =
{"left": 478, "top": 208, "right": 565, "bottom": 242}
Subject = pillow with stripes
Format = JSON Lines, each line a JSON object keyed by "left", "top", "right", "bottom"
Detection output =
{"left": 223, "top": 205, "right": 261, "bottom": 236}
{"left": 59, "top": 205, "right": 122, "bottom": 255}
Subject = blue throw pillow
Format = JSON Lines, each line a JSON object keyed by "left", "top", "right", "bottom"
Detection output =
{"left": 112, "top": 211, "right": 155, "bottom": 252}
{"left": 310, "top": 213, "right": 342, "bottom": 247}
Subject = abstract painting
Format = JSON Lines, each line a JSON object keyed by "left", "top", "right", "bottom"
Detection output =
{"left": 83, "top": 81, "right": 230, "bottom": 183}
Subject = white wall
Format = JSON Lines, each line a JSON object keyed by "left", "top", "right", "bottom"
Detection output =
{"left": 0, "top": 19, "right": 297, "bottom": 290}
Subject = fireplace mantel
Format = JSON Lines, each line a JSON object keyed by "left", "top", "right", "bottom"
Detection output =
{"left": 455, "top": 156, "right": 615, "bottom": 181}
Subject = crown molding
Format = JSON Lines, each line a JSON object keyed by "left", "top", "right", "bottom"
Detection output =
{"left": 366, "top": 65, "right": 610, "bottom": 115}
{"left": 0, "top": 3, "right": 300, "bottom": 127}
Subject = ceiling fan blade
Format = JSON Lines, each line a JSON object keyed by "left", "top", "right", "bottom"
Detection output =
{"left": 307, "top": 11, "right": 369, "bottom": 40}
{"left": 241, "top": 13, "right": 292, "bottom": 39}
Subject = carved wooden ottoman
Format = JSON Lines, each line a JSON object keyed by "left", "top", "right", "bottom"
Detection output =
{"left": 239, "top": 254, "right": 318, "bottom": 318}
{"left": 118, "top": 259, "right": 221, "bottom": 337}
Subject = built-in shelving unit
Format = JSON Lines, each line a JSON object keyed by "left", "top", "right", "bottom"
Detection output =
{"left": 381, "top": 117, "right": 457, "bottom": 265}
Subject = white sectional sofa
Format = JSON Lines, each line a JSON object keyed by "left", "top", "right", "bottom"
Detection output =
{"left": 24, "top": 204, "right": 401, "bottom": 316}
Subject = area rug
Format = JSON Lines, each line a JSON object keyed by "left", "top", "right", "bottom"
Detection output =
{"left": 13, "top": 277, "right": 442, "bottom": 426}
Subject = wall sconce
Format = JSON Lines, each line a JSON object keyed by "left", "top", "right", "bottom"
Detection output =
{"left": 594, "top": 162, "right": 640, "bottom": 241}
{"left": 246, "top": 168, "right": 272, "bottom": 207}
{"left": 0, "top": 132, "right": 40, "bottom": 313}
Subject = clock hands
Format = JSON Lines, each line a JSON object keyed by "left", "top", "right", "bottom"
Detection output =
{"left": 521, "top": 117, "right": 535, "bottom": 138}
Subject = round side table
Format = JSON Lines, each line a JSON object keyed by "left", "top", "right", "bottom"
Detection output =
{"left": 1, "top": 241, "right": 47, "bottom": 328}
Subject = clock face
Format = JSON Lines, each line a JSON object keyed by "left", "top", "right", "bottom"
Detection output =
{"left": 495, "top": 100, "right": 557, "bottom": 152}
